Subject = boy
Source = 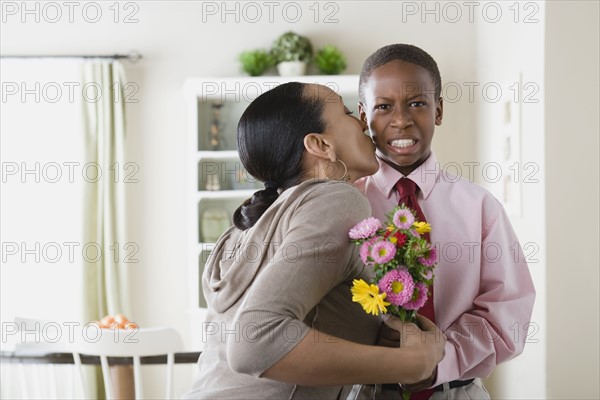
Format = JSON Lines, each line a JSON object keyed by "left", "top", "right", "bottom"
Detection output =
{"left": 355, "top": 44, "right": 535, "bottom": 398}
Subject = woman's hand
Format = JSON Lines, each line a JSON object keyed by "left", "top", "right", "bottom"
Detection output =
{"left": 262, "top": 315, "right": 445, "bottom": 386}
{"left": 382, "top": 314, "right": 446, "bottom": 383}
{"left": 401, "top": 367, "right": 438, "bottom": 393}
{"left": 376, "top": 320, "right": 400, "bottom": 348}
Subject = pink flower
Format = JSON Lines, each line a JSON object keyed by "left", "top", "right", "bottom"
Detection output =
{"left": 359, "top": 238, "right": 377, "bottom": 265}
{"left": 378, "top": 269, "right": 415, "bottom": 306}
{"left": 393, "top": 209, "right": 414, "bottom": 229}
{"left": 421, "top": 269, "right": 434, "bottom": 280}
{"left": 404, "top": 282, "right": 428, "bottom": 310}
{"left": 418, "top": 245, "right": 437, "bottom": 267}
{"left": 349, "top": 217, "right": 382, "bottom": 240}
{"left": 370, "top": 240, "right": 396, "bottom": 264}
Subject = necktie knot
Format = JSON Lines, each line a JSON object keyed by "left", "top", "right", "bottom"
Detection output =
{"left": 395, "top": 178, "right": 418, "bottom": 198}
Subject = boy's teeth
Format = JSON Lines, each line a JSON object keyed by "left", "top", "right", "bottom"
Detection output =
{"left": 390, "top": 139, "right": 415, "bottom": 148}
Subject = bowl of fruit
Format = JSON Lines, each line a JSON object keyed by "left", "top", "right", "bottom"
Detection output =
{"left": 93, "top": 313, "right": 138, "bottom": 330}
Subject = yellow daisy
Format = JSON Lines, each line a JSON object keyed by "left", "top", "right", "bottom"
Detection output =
{"left": 413, "top": 221, "right": 432, "bottom": 234}
{"left": 351, "top": 279, "right": 390, "bottom": 316}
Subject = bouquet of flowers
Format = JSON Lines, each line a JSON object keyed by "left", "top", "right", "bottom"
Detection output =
{"left": 348, "top": 205, "right": 437, "bottom": 322}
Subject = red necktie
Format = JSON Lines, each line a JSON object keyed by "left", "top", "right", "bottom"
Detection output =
{"left": 396, "top": 178, "right": 435, "bottom": 400}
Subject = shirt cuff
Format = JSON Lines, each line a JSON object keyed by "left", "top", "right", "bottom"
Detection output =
{"left": 431, "top": 341, "right": 459, "bottom": 387}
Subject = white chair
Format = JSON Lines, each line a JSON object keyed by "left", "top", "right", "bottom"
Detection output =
{"left": 71, "top": 326, "right": 184, "bottom": 400}
{"left": 6, "top": 318, "right": 184, "bottom": 400}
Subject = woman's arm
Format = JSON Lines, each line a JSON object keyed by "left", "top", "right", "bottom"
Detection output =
{"left": 226, "top": 183, "right": 444, "bottom": 384}
{"left": 263, "top": 316, "right": 446, "bottom": 385}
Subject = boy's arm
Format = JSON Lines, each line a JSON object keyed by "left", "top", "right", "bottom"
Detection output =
{"left": 433, "top": 203, "right": 536, "bottom": 385}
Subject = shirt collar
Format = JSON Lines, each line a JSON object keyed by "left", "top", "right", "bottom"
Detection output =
{"left": 371, "top": 152, "right": 440, "bottom": 200}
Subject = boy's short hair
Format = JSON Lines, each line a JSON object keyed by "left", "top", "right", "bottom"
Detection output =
{"left": 359, "top": 44, "right": 442, "bottom": 102}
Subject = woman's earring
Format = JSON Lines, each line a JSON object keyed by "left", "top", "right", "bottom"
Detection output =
{"left": 323, "top": 159, "right": 350, "bottom": 182}
{"left": 336, "top": 159, "right": 350, "bottom": 182}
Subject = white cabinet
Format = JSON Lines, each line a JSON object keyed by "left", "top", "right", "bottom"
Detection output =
{"left": 183, "top": 75, "right": 360, "bottom": 349}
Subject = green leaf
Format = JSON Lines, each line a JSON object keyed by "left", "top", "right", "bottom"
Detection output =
{"left": 238, "top": 49, "right": 273, "bottom": 76}
{"left": 270, "top": 31, "right": 313, "bottom": 63}
{"left": 314, "top": 45, "right": 347, "bottom": 75}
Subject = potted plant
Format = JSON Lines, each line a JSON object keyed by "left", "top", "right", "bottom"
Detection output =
{"left": 270, "top": 31, "right": 313, "bottom": 76}
{"left": 314, "top": 45, "right": 347, "bottom": 75}
{"left": 238, "top": 49, "right": 273, "bottom": 77}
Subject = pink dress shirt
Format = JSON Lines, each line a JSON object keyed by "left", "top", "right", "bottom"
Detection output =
{"left": 355, "top": 152, "right": 536, "bottom": 386}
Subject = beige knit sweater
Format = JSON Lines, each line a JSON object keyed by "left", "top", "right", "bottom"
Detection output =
{"left": 184, "top": 179, "right": 382, "bottom": 399}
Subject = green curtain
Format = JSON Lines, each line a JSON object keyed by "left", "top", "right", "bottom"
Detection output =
{"left": 80, "top": 60, "right": 130, "bottom": 398}
{"left": 81, "top": 60, "right": 130, "bottom": 320}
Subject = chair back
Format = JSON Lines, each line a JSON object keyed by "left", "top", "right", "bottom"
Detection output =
{"left": 7, "top": 317, "right": 184, "bottom": 400}
{"left": 71, "top": 326, "right": 184, "bottom": 399}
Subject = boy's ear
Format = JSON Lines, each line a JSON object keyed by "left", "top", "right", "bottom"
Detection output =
{"left": 358, "top": 102, "right": 368, "bottom": 123}
{"left": 435, "top": 97, "right": 444, "bottom": 126}
{"left": 303, "top": 133, "right": 336, "bottom": 162}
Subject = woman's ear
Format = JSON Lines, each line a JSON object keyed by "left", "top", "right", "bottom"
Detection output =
{"left": 303, "top": 133, "right": 336, "bottom": 162}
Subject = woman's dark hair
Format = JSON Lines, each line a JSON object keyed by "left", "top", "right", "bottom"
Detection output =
{"left": 233, "top": 82, "right": 326, "bottom": 230}
{"left": 359, "top": 44, "right": 442, "bottom": 102}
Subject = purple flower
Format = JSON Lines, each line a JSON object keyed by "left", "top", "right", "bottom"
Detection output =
{"left": 393, "top": 209, "right": 415, "bottom": 229}
{"left": 378, "top": 269, "right": 415, "bottom": 306}
{"left": 370, "top": 240, "right": 396, "bottom": 264}
{"left": 349, "top": 217, "right": 382, "bottom": 240}
{"left": 404, "top": 282, "right": 428, "bottom": 310}
{"left": 418, "top": 245, "right": 437, "bottom": 267}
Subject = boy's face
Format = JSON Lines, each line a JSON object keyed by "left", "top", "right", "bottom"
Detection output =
{"left": 359, "top": 60, "right": 443, "bottom": 176}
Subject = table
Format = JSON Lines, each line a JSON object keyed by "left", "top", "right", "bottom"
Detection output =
{"left": 1, "top": 350, "right": 201, "bottom": 399}
{"left": 0, "top": 350, "right": 201, "bottom": 365}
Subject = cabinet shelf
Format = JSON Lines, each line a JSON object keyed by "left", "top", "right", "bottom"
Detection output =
{"left": 196, "top": 150, "right": 239, "bottom": 161}
{"left": 196, "top": 189, "right": 255, "bottom": 200}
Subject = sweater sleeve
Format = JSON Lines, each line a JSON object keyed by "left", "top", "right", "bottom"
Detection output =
{"left": 226, "top": 182, "right": 372, "bottom": 376}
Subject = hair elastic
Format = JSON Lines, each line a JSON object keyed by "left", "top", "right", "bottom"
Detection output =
{"left": 264, "top": 181, "right": 279, "bottom": 190}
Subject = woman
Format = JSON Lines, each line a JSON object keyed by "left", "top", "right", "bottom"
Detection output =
{"left": 184, "top": 82, "right": 445, "bottom": 399}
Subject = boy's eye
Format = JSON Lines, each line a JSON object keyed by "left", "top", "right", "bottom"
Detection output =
{"left": 409, "top": 101, "right": 426, "bottom": 107}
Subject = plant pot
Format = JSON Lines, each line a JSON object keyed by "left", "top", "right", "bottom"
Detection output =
{"left": 277, "top": 61, "right": 307, "bottom": 77}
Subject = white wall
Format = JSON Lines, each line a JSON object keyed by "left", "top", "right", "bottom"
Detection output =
{"left": 544, "top": 1, "right": 600, "bottom": 398}
{"left": 475, "top": 1, "right": 600, "bottom": 399}
{"left": 474, "top": 2, "right": 547, "bottom": 398}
